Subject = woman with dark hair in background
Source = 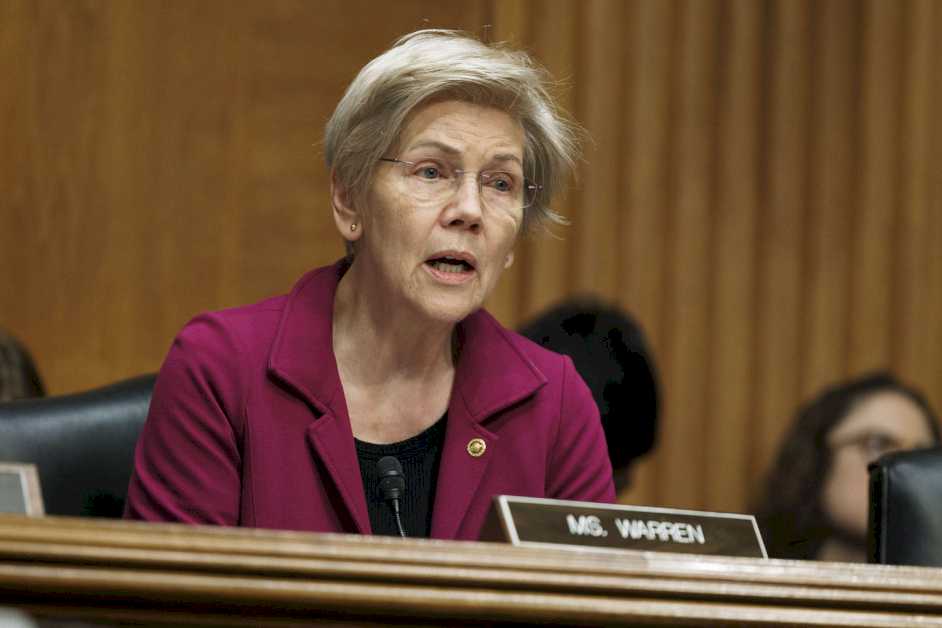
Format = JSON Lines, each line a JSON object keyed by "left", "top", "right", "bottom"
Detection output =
{"left": 755, "top": 372, "right": 940, "bottom": 562}
{"left": 0, "top": 329, "right": 45, "bottom": 402}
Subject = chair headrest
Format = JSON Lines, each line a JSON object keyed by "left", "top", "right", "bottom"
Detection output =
{"left": 868, "top": 446, "right": 942, "bottom": 566}
{"left": 0, "top": 374, "right": 158, "bottom": 517}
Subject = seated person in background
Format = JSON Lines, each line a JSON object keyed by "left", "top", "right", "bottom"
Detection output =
{"left": 0, "top": 329, "right": 45, "bottom": 402}
{"left": 519, "top": 299, "right": 659, "bottom": 493}
{"left": 755, "top": 372, "right": 940, "bottom": 562}
{"left": 125, "top": 30, "right": 614, "bottom": 539}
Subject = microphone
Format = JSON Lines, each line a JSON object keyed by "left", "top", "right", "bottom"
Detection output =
{"left": 376, "top": 456, "right": 407, "bottom": 537}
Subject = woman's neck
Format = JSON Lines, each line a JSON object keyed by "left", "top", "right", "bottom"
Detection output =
{"left": 331, "top": 259, "right": 455, "bottom": 386}
{"left": 332, "top": 259, "right": 457, "bottom": 443}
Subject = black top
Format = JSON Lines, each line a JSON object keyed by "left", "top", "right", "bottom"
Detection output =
{"left": 355, "top": 415, "right": 447, "bottom": 537}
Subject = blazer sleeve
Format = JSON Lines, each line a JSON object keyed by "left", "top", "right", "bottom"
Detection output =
{"left": 124, "top": 313, "right": 244, "bottom": 525}
{"left": 545, "top": 356, "right": 616, "bottom": 503}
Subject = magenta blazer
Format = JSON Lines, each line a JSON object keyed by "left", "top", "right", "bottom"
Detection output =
{"left": 125, "top": 261, "right": 615, "bottom": 539}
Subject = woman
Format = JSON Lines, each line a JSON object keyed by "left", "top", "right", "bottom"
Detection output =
{"left": 755, "top": 372, "right": 940, "bottom": 561}
{"left": 125, "top": 30, "right": 615, "bottom": 539}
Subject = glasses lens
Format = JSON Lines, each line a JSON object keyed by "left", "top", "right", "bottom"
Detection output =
{"left": 400, "top": 163, "right": 451, "bottom": 204}
{"left": 392, "top": 160, "right": 537, "bottom": 213}
{"left": 480, "top": 171, "right": 527, "bottom": 213}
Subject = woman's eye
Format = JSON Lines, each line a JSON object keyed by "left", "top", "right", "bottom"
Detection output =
{"left": 485, "top": 172, "right": 516, "bottom": 193}
{"left": 863, "top": 433, "right": 897, "bottom": 455}
{"left": 854, "top": 432, "right": 903, "bottom": 462}
{"left": 417, "top": 166, "right": 440, "bottom": 180}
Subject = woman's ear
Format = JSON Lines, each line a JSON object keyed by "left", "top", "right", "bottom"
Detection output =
{"left": 331, "top": 170, "right": 362, "bottom": 242}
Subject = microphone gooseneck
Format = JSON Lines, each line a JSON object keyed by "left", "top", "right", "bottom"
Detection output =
{"left": 376, "top": 455, "right": 407, "bottom": 537}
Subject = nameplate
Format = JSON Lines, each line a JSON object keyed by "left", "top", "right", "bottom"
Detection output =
{"left": 481, "top": 495, "right": 767, "bottom": 558}
{"left": 0, "top": 463, "right": 44, "bottom": 516}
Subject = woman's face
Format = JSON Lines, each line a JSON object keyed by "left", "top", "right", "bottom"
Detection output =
{"left": 352, "top": 100, "right": 525, "bottom": 324}
{"left": 822, "top": 391, "right": 937, "bottom": 542}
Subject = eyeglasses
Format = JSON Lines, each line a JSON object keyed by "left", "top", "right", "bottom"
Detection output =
{"left": 830, "top": 432, "right": 905, "bottom": 465}
{"left": 378, "top": 158, "right": 540, "bottom": 214}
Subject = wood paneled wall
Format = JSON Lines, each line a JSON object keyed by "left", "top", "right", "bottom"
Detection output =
{"left": 2, "top": 0, "right": 941, "bottom": 514}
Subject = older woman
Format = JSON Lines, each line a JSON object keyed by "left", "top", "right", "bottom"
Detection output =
{"left": 125, "top": 30, "right": 615, "bottom": 539}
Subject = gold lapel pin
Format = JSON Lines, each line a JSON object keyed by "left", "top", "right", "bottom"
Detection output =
{"left": 467, "top": 438, "right": 486, "bottom": 457}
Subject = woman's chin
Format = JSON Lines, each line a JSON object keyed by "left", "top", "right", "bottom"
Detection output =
{"left": 416, "top": 294, "right": 480, "bottom": 325}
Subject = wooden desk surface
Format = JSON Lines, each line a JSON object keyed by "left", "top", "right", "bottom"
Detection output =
{"left": 0, "top": 514, "right": 939, "bottom": 626}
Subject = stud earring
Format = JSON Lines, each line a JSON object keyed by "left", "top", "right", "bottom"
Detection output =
{"left": 350, "top": 223, "right": 358, "bottom": 232}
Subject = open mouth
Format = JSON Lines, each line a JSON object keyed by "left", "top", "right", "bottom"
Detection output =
{"left": 425, "top": 256, "right": 475, "bottom": 274}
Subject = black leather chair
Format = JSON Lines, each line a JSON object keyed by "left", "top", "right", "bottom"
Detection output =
{"left": 868, "top": 446, "right": 942, "bottom": 566}
{"left": 0, "top": 374, "right": 156, "bottom": 518}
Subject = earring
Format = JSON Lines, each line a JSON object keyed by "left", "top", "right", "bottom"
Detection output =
{"left": 350, "top": 223, "right": 358, "bottom": 232}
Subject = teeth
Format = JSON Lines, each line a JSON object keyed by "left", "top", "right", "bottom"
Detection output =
{"left": 433, "top": 261, "right": 467, "bottom": 273}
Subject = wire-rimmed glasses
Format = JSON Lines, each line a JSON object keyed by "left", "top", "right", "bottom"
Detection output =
{"left": 378, "top": 157, "right": 540, "bottom": 214}
{"left": 830, "top": 431, "right": 907, "bottom": 465}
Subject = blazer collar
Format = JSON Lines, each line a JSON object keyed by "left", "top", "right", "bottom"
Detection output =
{"left": 268, "top": 259, "right": 547, "bottom": 421}
{"left": 432, "top": 308, "right": 547, "bottom": 538}
{"left": 452, "top": 308, "right": 547, "bottom": 421}
{"left": 267, "top": 262, "right": 348, "bottom": 417}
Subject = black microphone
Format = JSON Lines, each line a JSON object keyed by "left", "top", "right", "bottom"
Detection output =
{"left": 376, "top": 456, "right": 407, "bottom": 537}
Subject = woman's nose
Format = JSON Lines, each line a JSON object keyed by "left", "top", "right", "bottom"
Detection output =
{"left": 443, "top": 172, "right": 484, "bottom": 231}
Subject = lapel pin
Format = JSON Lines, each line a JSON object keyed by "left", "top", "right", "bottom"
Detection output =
{"left": 467, "top": 438, "right": 486, "bottom": 457}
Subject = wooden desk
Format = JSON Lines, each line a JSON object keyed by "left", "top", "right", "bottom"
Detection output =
{"left": 0, "top": 514, "right": 939, "bottom": 626}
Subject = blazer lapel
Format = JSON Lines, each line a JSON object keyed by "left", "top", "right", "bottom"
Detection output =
{"left": 268, "top": 261, "right": 370, "bottom": 535}
{"left": 431, "top": 309, "right": 546, "bottom": 539}
{"left": 430, "top": 396, "right": 497, "bottom": 539}
{"left": 305, "top": 407, "right": 370, "bottom": 535}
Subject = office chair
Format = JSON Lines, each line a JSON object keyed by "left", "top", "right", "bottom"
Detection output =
{"left": 868, "top": 446, "right": 942, "bottom": 567}
{"left": 0, "top": 374, "right": 156, "bottom": 517}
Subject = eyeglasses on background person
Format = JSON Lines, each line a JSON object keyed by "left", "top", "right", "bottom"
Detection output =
{"left": 829, "top": 431, "right": 914, "bottom": 466}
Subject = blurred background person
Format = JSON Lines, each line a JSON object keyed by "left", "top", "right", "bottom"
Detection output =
{"left": 0, "top": 329, "right": 45, "bottom": 402}
{"left": 755, "top": 372, "right": 940, "bottom": 562}
{"left": 520, "top": 299, "right": 659, "bottom": 494}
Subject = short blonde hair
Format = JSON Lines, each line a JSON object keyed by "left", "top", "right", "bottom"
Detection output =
{"left": 324, "top": 29, "right": 580, "bottom": 233}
